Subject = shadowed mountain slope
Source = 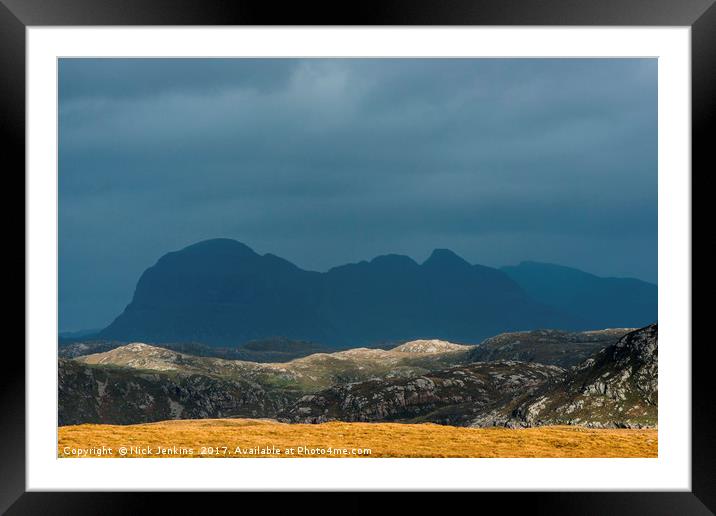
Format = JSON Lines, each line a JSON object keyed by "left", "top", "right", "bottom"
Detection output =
{"left": 501, "top": 261, "right": 657, "bottom": 330}
{"left": 99, "top": 239, "right": 576, "bottom": 347}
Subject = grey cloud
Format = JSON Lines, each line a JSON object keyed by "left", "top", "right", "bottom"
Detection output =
{"left": 59, "top": 58, "right": 657, "bottom": 331}
{"left": 59, "top": 58, "right": 298, "bottom": 101}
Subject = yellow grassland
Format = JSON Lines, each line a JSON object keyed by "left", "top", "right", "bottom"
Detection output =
{"left": 58, "top": 418, "right": 657, "bottom": 458}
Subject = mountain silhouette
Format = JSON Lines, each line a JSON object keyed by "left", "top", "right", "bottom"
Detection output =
{"left": 501, "top": 261, "right": 657, "bottom": 330}
{"left": 99, "top": 239, "right": 656, "bottom": 347}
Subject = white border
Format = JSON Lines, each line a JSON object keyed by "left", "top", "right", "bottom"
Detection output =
{"left": 27, "top": 27, "right": 691, "bottom": 491}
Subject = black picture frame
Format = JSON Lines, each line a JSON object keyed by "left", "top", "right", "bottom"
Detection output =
{"left": 3, "top": 0, "right": 711, "bottom": 513}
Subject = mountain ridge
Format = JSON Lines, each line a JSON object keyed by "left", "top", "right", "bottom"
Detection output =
{"left": 98, "top": 239, "right": 656, "bottom": 347}
{"left": 501, "top": 261, "right": 656, "bottom": 330}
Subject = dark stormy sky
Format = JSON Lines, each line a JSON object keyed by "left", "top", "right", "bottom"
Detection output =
{"left": 59, "top": 58, "right": 657, "bottom": 332}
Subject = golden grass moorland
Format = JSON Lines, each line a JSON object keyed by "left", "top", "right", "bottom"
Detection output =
{"left": 58, "top": 418, "right": 657, "bottom": 458}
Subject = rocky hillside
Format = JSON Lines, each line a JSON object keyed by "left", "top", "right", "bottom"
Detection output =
{"left": 60, "top": 325, "right": 657, "bottom": 428}
{"left": 58, "top": 359, "right": 293, "bottom": 426}
{"left": 60, "top": 337, "right": 475, "bottom": 425}
{"left": 278, "top": 361, "right": 564, "bottom": 425}
{"left": 469, "top": 328, "right": 631, "bottom": 367}
{"left": 469, "top": 324, "right": 658, "bottom": 428}
{"left": 58, "top": 340, "right": 123, "bottom": 359}
{"left": 74, "top": 340, "right": 472, "bottom": 393}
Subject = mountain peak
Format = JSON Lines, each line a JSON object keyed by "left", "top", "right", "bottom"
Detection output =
{"left": 370, "top": 254, "right": 418, "bottom": 268}
{"left": 423, "top": 248, "right": 470, "bottom": 268}
{"left": 181, "top": 238, "right": 257, "bottom": 256}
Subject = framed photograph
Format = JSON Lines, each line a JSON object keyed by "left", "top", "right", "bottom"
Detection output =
{"left": 5, "top": 0, "right": 710, "bottom": 512}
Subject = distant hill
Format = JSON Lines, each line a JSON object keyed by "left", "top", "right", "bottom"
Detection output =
{"left": 58, "top": 329, "right": 101, "bottom": 346}
{"left": 58, "top": 337, "right": 331, "bottom": 363}
{"left": 393, "top": 339, "right": 472, "bottom": 353}
{"left": 241, "top": 337, "right": 323, "bottom": 353}
{"left": 59, "top": 328, "right": 101, "bottom": 340}
{"left": 58, "top": 340, "right": 123, "bottom": 359}
{"left": 501, "top": 261, "right": 657, "bottom": 329}
{"left": 72, "top": 340, "right": 472, "bottom": 394}
{"left": 468, "top": 328, "right": 632, "bottom": 368}
{"left": 99, "top": 239, "right": 577, "bottom": 347}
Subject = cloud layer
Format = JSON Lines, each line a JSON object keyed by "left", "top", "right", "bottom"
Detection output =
{"left": 59, "top": 58, "right": 657, "bottom": 331}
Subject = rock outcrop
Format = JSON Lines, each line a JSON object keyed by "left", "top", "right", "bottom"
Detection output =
{"left": 469, "top": 324, "right": 658, "bottom": 428}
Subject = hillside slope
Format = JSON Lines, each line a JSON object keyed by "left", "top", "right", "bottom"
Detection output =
{"left": 58, "top": 358, "right": 293, "bottom": 426}
{"left": 470, "top": 324, "right": 658, "bottom": 428}
{"left": 278, "top": 361, "right": 564, "bottom": 425}
{"left": 61, "top": 326, "right": 657, "bottom": 429}
{"left": 469, "top": 328, "right": 631, "bottom": 367}
{"left": 61, "top": 338, "right": 475, "bottom": 425}
{"left": 502, "top": 261, "right": 657, "bottom": 329}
